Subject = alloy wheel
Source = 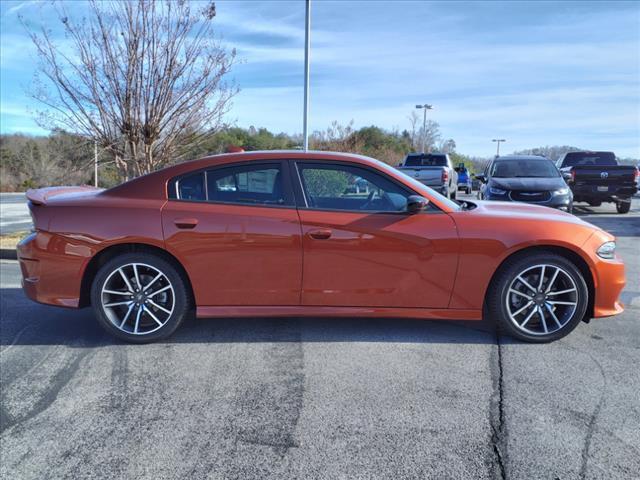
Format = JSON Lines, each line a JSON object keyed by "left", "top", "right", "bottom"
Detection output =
{"left": 100, "top": 263, "right": 175, "bottom": 335}
{"left": 504, "top": 264, "right": 578, "bottom": 336}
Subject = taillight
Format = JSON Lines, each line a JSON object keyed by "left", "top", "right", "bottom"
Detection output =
{"left": 570, "top": 170, "right": 576, "bottom": 183}
{"left": 441, "top": 170, "right": 449, "bottom": 183}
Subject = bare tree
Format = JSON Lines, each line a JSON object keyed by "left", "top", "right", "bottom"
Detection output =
{"left": 24, "top": 0, "right": 236, "bottom": 180}
{"left": 407, "top": 111, "right": 420, "bottom": 150}
{"left": 406, "top": 112, "right": 441, "bottom": 152}
{"left": 439, "top": 138, "right": 456, "bottom": 154}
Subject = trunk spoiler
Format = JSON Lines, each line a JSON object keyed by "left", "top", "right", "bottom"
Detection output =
{"left": 26, "top": 186, "right": 103, "bottom": 206}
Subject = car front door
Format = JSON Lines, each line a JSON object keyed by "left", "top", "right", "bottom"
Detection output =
{"left": 162, "top": 161, "right": 302, "bottom": 306}
{"left": 292, "top": 161, "right": 459, "bottom": 308}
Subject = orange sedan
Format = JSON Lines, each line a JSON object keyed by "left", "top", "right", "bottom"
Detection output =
{"left": 17, "top": 151, "right": 625, "bottom": 343}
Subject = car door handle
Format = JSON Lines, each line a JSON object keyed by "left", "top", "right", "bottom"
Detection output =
{"left": 174, "top": 217, "right": 199, "bottom": 229}
{"left": 308, "top": 229, "right": 332, "bottom": 240}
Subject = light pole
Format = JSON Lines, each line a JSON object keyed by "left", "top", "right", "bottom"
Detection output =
{"left": 302, "top": 0, "right": 311, "bottom": 151}
{"left": 415, "top": 104, "right": 433, "bottom": 153}
{"left": 94, "top": 139, "right": 98, "bottom": 187}
{"left": 492, "top": 138, "right": 506, "bottom": 157}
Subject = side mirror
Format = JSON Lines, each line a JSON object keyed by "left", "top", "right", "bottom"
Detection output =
{"left": 562, "top": 171, "right": 572, "bottom": 181}
{"left": 407, "top": 195, "right": 429, "bottom": 214}
{"left": 475, "top": 174, "right": 487, "bottom": 183}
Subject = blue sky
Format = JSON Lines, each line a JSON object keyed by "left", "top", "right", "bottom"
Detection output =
{"left": 1, "top": 0, "right": 639, "bottom": 158}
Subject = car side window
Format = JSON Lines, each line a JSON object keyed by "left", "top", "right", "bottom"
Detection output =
{"left": 177, "top": 171, "right": 206, "bottom": 201}
{"left": 297, "top": 163, "right": 412, "bottom": 212}
{"left": 206, "top": 163, "right": 291, "bottom": 206}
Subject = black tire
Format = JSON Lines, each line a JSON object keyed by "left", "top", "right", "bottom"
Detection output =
{"left": 90, "top": 252, "right": 191, "bottom": 343}
{"left": 451, "top": 190, "right": 457, "bottom": 200}
{"left": 466, "top": 187, "right": 471, "bottom": 195}
{"left": 616, "top": 200, "right": 631, "bottom": 214}
{"left": 566, "top": 202, "right": 573, "bottom": 214}
{"left": 487, "top": 252, "right": 589, "bottom": 343}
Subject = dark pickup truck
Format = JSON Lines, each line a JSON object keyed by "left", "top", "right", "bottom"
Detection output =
{"left": 557, "top": 151, "right": 638, "bottom": 214}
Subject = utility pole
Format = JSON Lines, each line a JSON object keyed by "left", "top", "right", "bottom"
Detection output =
{"left": 302, "top": 0, "right": 311, "bottom": 151}
{"left": 492, "top": 138, "right": 506, "bottom": 157}
{"left": 94, "top": 139, "right": 98, "bottom": 187}
{"left": 415, "top": 104, "right": 433, "bottom": 153}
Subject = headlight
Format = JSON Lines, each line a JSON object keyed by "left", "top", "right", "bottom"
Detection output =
{"left": 553, "top": 187, "right": 569, "bottom": 196}
{"left": 489, "top": 187, "right": 507, "bottom": 195}
{"left": 596, "top": 241, "right": 616, "bottom": 259}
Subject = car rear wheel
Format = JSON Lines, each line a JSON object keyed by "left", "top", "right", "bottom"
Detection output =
{"left": 90, "top": 253, "right": 190, "bottom": 343}
{"left": 487, "top": 253, "right": 588, "bottom": 342}
{"left": 616, "top": 200, "right": 631, "bottom": 214}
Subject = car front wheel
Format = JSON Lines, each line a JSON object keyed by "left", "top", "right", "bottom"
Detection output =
{"left": 487, "top": 253, "right": 589, "bottom": 342}
{"left": 90, "top": 252, "right": 190, "bottom": 343}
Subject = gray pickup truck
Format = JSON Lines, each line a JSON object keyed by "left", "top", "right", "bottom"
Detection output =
{"left": 398, "top": 153, "right": 459, "bottom": 199}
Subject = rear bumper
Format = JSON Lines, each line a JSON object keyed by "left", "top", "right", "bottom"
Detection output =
{"left": 17, "top": 232, "right": 85, "bottom": 308}
{"left": 571, "top": 184, "right": 637, "bottom": 201}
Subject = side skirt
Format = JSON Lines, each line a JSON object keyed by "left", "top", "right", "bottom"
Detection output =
{"left": 196, "top": 305, "right": 482, "bottom": 321}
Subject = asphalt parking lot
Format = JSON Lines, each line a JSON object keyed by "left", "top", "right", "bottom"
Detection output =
{"left": 1, "top": 195, "right": 639, "bottom": 479}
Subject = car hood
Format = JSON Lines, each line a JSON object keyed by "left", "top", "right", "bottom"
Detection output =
{"left": 466, "top": 200, "right": 597, "bottom": 228}
{"left": 490, "top": 177, "right": 566, "bottom": 191}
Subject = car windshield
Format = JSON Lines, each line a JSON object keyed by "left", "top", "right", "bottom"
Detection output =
{"left": 562, "top": 152, "right": 617, "bottom": 166}
{"left": 490, "top": 159, "right": 560, "bottom": 178}
{"left": 404, "top": 154, "right": 447, "bottom": 167}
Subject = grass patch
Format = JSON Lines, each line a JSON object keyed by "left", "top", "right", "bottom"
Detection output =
{"left": 0, "top": 231, "right": 29, "bottom": 249}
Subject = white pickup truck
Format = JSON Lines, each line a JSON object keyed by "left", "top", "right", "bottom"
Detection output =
{"left": 398, "top": 153, "right": 459, "bottom": 199}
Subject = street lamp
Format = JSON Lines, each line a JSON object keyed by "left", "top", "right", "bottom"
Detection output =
{"left": 415, "top": 104, "right": 433, "bottom": 153}
{"left": 492, "top": 138, "right": 506, "bottom": 157}
{"left": 302, "top": 0, "right": 311, "bottom": 151}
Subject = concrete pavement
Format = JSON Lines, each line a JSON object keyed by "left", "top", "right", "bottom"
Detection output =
{"left": 0, "top": 193, "right": 30, "bottom": 235}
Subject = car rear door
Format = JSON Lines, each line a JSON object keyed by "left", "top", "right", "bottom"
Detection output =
{"left": 291, "top": 160, "right": 459, "bottom": 308}
{"left": 162, "top": 160, "right": 303, "bottom": 307}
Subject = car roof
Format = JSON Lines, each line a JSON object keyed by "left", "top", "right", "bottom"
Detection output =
{"left": 105, "top": 150, "right": 398, "bottom": 199}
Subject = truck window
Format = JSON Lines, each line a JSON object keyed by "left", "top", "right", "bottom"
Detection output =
{"left": 404, "top": 154, "right": 447, "bottom": 167}
{"left": 562, "top": 152, "right": 617, "bottom": 167}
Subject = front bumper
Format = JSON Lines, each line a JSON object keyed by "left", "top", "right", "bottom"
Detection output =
{"left": 484, "top": 192, "right": 572, "bottom": 210}
{"left": 581, "top": 231, "right": 626, "bottom": 318}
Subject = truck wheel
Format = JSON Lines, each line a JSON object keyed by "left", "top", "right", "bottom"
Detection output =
{"left": 616, "top": 200, "right": 631, "bottom": 214}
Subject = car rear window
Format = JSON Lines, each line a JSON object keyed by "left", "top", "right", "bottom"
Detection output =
{"left": 207, "top": 165, "right": 287, "bottom": 205}
{"left": 404, "top": 154, "right": 447, "bottom": 167}
{"left": 562, "top": 152, "right": 617, "bottom": 167}
{"left": 176, "top": 171, "right": 206, "bottom": 201}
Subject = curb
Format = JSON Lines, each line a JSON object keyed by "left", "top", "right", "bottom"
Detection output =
{"left": 0, "top": 249, "right": 17, "bottom": 260}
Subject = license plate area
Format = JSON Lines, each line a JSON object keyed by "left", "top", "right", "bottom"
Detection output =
{"left": 597, "top": 186, "right": 608, "bottom": 192}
